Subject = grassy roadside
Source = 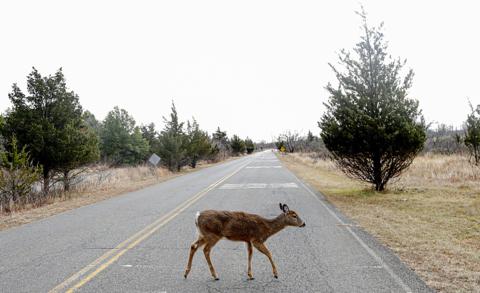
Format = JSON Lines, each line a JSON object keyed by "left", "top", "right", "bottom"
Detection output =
{"left": 0, "top": 158, "right": 237, "bottom": 232}
{"left": 278, "top": 152, "right": 480, "bottom": 293}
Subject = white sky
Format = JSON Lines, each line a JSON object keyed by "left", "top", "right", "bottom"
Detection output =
{"left": 1, "top": 0, "right": 479, "bottom": 142}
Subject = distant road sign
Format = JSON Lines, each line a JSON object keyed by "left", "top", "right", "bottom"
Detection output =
{"left": 149, "top": 153, "right": 161, "bottom": 180}
{"left": 280, "top": 147, "right": 285, "bottom": 152}
{"left": 149, "top": 153, "right": 161, "bottom": 166}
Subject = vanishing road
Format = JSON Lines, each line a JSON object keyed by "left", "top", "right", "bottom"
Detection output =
{"left": 0, "top": 151, "right": 434, "bottom": 292}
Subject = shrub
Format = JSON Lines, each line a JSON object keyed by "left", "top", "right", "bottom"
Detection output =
{"left": 0, "top": 137, "right": 42, "bottom": 212}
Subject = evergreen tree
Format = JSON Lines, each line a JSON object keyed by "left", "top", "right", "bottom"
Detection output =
{"left": 99, "top": 106, "right": 149, "bottom": 166}
{"left": 54, "top": 121, "right": 99, "bottom": 191}
{"left": 230, "top": 135, "right": 246, "bottom": 155}
{"left": 244, "top": 137, "right": 255, "bottom": 154}
{"left": 212, "top": 127, "right": 228, "bottom": 142}
{"left": 0, "top": 68, "right": 99, "bottom": 194}
{"left": 140, "top": 122, "right": 161, "bottom": 158}
{"left": 464, "top": 101, "right": 480, "bottom": 165}
{"left": 318, "top": 8, "right": 426, "bottom": 191}
{"left": 185, "top": 118, "right": 211, "bottom": 168}
{"left": 158, "top": 102, "right": 188, "bottom": 172}
{"left": 208, "top": 144, "right": 220, "bottom": 161}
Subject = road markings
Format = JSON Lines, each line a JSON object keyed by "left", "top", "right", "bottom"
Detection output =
{"left": 246, "top": 166, "right": 282, "bottom": 168}
{"left": 49, "top": 159, "right": 255, "bottom": 293}
{"left": 219, "top": 183, "right": 299, "bottom": 189}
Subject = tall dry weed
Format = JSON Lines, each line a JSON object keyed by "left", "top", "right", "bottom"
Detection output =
{"left": 1, "top": 164, "right": 165, "bottom": 213}
{"left": 292, "top": 152, "right": 341, "bottom": 175}
{"left": 291, "top": 152, "right": 480, "bottom": 190}
{"left": 397, "top": 154, "right": 480, "bottom": 189}
{"left": 68, "top": 165, "right": 163, "bottom": 194}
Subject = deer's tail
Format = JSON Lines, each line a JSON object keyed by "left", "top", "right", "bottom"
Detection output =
{"left": 195, "top": 212, "right": 202, "bottom": 237}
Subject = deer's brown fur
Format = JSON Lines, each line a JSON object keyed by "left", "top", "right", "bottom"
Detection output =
{"left": 184, "top": 203, "right": 305, "bottom": 280}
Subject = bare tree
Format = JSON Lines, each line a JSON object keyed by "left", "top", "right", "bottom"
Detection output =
{"left": 277, "top": 130, "right": 303, "bottom": 153}
{"left": 424, "top": 123, "right": 465, "bottom": 155}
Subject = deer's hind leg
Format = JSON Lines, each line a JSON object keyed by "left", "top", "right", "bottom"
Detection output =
{"left": 203, "top": 235, "right": 221, "bottom": 280}
{"left": 253, "top": 242, "right": 278, "bottom": 279}
{"left": 185, "top": 236, "right": 206, "bottom": 278}
{"left": 247, "top": 241, "right": 254, "bottom": 280}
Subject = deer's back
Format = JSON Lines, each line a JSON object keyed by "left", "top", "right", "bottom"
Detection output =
{"left": 197, "top": 210, "right": 269, "bottom": 242}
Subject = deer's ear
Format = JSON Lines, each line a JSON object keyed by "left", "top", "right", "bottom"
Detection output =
{"left": 282, "top": 204, "right": 289, "bottom": 214}
{"left": 279, "top": 203, "right": 284, "bottom": 211}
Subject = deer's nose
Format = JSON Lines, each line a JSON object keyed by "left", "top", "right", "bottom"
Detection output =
{"left": 300, "top": 222, "right": 306, "bottom": 227}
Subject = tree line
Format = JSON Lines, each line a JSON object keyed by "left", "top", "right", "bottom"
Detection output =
{"left": 3, "top": 5, "right": 480, "bottom": 209}
{"left": 0, "top": 69, "right": 255, "bottom": 210}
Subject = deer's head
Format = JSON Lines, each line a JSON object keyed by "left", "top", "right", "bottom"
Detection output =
{"left": 280, "top": 203, "right": 306, "bottom": 227}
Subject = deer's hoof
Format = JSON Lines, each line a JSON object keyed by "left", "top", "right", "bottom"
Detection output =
{"left": 214, "top": 278, "right": 220, "bottom": 281}
{"left": 249, "top": 277, "right": 255, "bottom": 280}
{"left": 274, "top": 275, "right": 278, "bottom": 279}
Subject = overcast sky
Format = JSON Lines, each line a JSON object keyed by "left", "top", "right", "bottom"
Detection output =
{"left": 1, "top": 0, "right": 479, "bottom": 142}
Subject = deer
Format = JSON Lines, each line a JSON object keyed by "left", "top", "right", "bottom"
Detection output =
{"left": 184, "top": 203, "right": 305, "bottom": 280}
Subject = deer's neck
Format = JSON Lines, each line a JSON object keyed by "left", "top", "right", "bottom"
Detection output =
{"left": 266, "top": 214, "right": 287, "bottom": 237}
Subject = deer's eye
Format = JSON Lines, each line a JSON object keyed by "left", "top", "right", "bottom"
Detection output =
{"left": 293, "top": 216, "right": 297, "bottom": 219}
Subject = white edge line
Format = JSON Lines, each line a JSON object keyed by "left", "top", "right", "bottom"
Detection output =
{"left": 284, "top": 168, "right": 413, "bottom": 293}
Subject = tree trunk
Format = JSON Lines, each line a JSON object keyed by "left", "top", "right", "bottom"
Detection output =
{"left": 191, "top": 156, "right": 197, "bottom": 169}
{"left": 43, "top": 168, "right": 50, "bottom": 196}
{"left": 63, "top": 170, "right": 70, "bottom": 192}
{"left": 374, "top": 155, "right": 383, "bottom": 191}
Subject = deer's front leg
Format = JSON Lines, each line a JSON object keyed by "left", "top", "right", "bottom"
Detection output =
{"left": 185, "top": 237, "right": 206, "bottom": 278}
{"left": 253, "top": 242, "right": 278, "bottom": 278}
{"left": 247, "top": 241, "right": 254, "bottom": 280}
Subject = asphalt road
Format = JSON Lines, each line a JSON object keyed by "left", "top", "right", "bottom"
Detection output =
{"left": 0, "top": 151, "right": 435, "bottom": 292}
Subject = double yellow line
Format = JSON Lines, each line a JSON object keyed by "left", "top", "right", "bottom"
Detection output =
{"left": 49, "top": 159, "right": 254, "bottom": 293}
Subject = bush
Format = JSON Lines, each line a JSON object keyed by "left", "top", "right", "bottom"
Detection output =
{"left": 0, "top": 137, "right": 42, "bottom": 212}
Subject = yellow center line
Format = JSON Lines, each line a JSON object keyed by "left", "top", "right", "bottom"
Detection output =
{"left": 49, "top": 158, "right": 254, "bottom": 293}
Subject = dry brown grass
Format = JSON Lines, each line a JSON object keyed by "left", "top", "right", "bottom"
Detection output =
{"left": 278, "top": 152, "right": 480, "bottom": 293}
{"left": 0, "top": 158, "right": 237, "bottom": 232}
